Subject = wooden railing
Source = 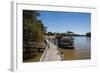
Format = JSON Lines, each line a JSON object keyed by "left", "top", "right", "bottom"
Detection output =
{"left": 40, "top": 39, "right": 49, "bottom": 62}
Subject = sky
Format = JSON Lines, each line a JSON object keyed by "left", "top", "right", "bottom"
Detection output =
{"left": 37, "top": 11, "right": 91, "bottom": 35}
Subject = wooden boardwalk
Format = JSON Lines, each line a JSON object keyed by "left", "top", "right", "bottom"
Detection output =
{"left": 43, "top": 39, "right": 61, "bottom": 61}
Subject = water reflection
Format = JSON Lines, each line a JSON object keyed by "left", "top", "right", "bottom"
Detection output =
{"left": 74, "top": 36, "right": 91, "bottom": 50}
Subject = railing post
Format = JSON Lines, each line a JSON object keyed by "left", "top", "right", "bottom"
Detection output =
{"left": 40, "top": 39, "right": 48, "bottom": 62}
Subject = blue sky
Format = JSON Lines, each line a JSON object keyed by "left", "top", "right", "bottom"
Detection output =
{"left": 38, "top": 11, "right": 91, "bottom": 35}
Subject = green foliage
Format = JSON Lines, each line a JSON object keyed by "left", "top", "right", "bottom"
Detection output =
{"left": 32, "top": 20, "right": 44, "bottom": 42}
{"left": 23, "top": 10, "right": 46, "bottom": 42}
{"left": 47, "top": 32, "right": 54, "bottom": 35}
{"left": 86, "top": 32, "right": 91, "bottom": 37}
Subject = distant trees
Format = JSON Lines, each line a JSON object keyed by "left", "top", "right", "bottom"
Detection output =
{"left": 46, "top": 32, "right": 67, "bottom": 36}
{"left": 46, "top": 31, "right": 91, "bottom": 37}
{"left": 46, "top": 31, "right": 74, "bottom": 36}
{"left": 86, "top": 32, "right": 91, "bottom": 37}
{"left": 46, "top": 32, "right": 55, "bottom": 35}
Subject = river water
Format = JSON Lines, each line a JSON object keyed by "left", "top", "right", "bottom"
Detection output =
{"left": 74, "top": 36, "right": 91, "bottom": 50}
{"left": 73, "top": 36, "right": 91, "bottom": 60}
{"left": 63, "top": 36, "right": 91, "bottom": 60}
{"left": 47, "top": 36, "right": 91, "bottom": 60}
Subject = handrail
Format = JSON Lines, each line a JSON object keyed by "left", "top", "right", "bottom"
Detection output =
{"left": 40, "top": 39, "right": 49, "bottom": 62}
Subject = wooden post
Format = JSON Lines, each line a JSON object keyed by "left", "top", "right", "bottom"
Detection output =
{"left": 61, "top": 52, "right": 64, "bottom": 61}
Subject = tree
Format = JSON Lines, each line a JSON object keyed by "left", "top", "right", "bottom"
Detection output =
{"left": 38, "top": 20, "right": 47, "bottom": 35}
{"left": 23, "top": 10, "right": 48, "bottom": 61}
{"left": 47, "top": 32, "right": 54, "bottom": 35}
{"left": 23, "top": 10, "right": 46, "bottom": 42}
{"left": 86, "top": 32, "right": 91, "bottom": 37}
{"left": 32, "top": 20, "right": 44, "bottom": 42}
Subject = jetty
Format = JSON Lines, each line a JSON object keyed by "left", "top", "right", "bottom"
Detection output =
{"left": 41, "top": 39, "right": 61, "bottom": 61}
